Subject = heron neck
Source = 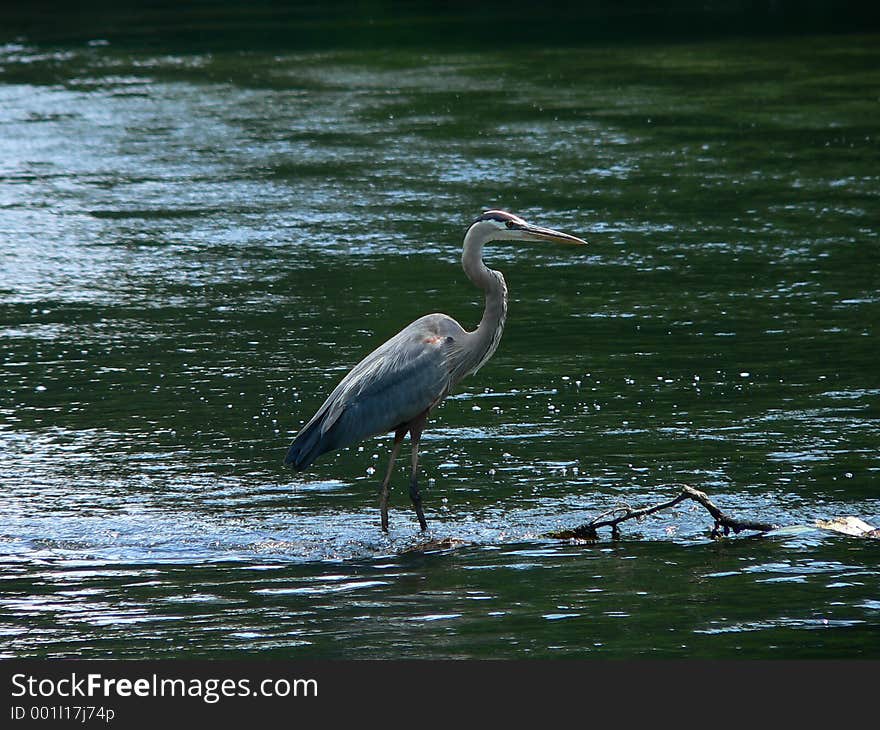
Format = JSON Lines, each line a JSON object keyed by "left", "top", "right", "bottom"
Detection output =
{"left": 461, "top": 227, "right": 508, "bottom": 374}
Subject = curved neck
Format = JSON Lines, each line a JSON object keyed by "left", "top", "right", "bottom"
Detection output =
{"left": 460, "top": 226, "right": 508, "bottom": 374}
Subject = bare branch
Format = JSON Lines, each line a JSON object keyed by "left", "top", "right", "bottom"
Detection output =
{"left": 548, "top": 485, "right": 778, "bottom": 541}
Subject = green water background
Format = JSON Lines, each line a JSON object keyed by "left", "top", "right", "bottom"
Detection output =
{"left": 1, "top": 3, "right": 878, "bottom": 657}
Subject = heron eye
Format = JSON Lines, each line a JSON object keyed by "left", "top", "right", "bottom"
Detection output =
{"left": 505, "top": 220, "right": 515, "bottom": 229}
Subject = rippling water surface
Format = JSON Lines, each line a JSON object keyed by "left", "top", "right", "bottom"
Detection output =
{"left": 1, "top": 29, "right": 879, "bottom": 658}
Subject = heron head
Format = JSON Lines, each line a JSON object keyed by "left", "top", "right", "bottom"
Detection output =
{"left": 470, "top": 209, "right": 587, "bottom": 246}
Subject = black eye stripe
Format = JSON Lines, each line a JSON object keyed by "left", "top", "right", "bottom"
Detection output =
{"left": 475, "top": 211, "right": 512, "bottom": 223}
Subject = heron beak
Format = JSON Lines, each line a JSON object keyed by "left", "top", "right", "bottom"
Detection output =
{"left": 517, "top": 223, "right": 588, "bottom": 246}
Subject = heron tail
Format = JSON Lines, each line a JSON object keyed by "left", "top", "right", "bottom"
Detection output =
{"left": 284, "top": 420, "right": 322, "bottom": 470}
{"left": 284, "top": 412, "right": 340, "bottom": 471}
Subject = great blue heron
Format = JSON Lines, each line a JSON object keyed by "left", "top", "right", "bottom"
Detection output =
{"left": 285, "top": 210, "right": 587, "bottom": 531}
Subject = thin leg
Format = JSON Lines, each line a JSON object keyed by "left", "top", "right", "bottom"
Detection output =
{"left": 379, "top": 428, "right": 406, "bottom": 532}
{"left": 408, "top": 412, "right": 429, "bottom": 531}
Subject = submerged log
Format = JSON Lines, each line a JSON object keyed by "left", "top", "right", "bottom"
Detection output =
{"left": 400, "top": 536, "right": 468, "bottom": 553}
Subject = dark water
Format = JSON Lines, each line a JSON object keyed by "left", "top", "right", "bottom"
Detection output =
{"left": 1, "top": 29, "right": 879, "bottom": 658}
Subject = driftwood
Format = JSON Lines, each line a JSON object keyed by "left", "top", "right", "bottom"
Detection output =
{"left": 815, "top": 516, "right": 880, "bottom": 539}
{"left": 548, "top": 485, "right": 778, "bottom": 541}
{"left": 398, "top": 487, "right": 877, "bottom": 548}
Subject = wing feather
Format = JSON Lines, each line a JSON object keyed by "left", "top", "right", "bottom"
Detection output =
{"left": 285, "top": 314, "right": 462, "bottom": 469}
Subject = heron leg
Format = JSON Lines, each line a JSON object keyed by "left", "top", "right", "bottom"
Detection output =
{"left": 379, "top": 428, "right": 407, "bottom": 532}
{"left": 408, "top": 412, "right": 429, "bottom": 531}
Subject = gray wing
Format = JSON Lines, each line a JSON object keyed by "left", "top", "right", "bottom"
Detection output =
{"left": 284, "top": 314, "right": 464, "bottom": 470}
